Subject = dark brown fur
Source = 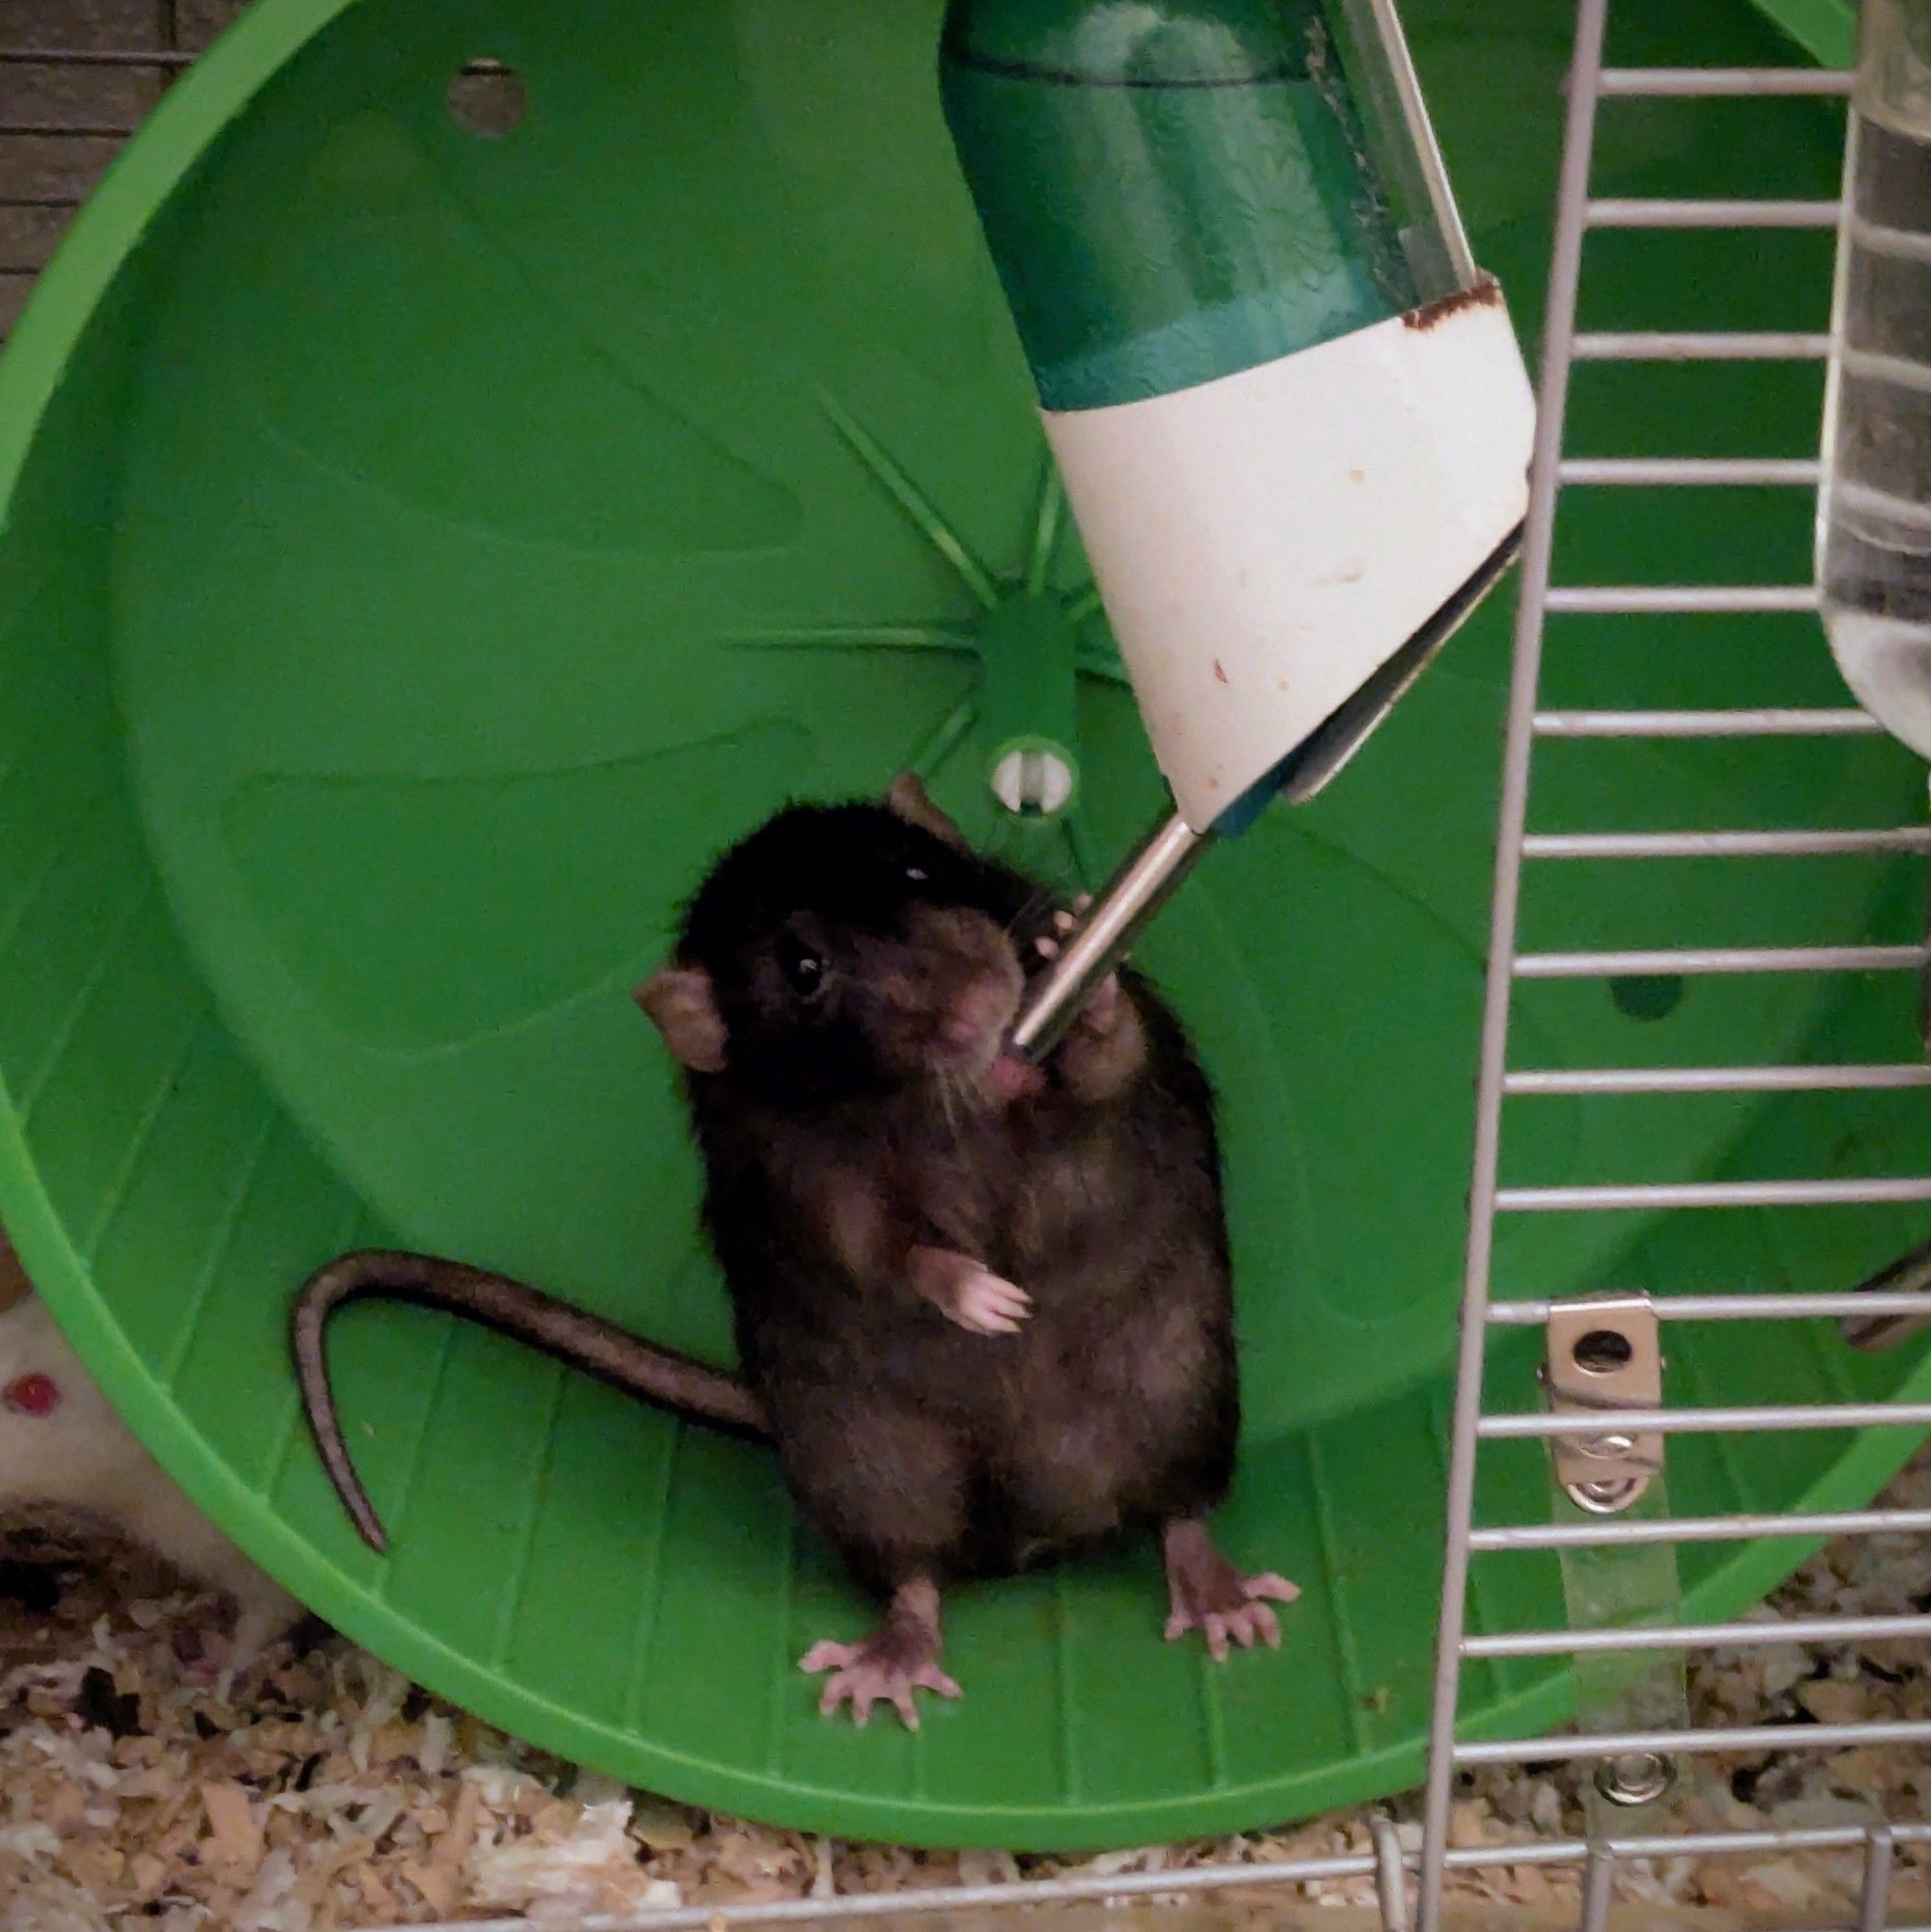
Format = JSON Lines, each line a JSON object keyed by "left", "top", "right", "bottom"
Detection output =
{"left": 662, "top": 788, "right": 1235, "bottom": 1598}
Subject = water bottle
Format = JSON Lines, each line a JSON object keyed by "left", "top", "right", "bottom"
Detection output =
{"left": 939, "top": 0, "right": 1533, "bottom": 833}
{"left": 1819, "top": 0, "right": 1931, "bottom": 756}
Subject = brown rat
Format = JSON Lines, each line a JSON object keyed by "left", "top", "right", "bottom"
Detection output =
{"left": 292, "top": 775, "right": 1293, "bottom": 1726}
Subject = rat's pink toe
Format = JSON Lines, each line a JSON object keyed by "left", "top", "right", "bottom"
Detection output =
{"left": 1231, "top": 1605, "right": 1278, "bottom": 1651}
{"left": 800, "top": 1639, "right": 858, "bottom": 1676}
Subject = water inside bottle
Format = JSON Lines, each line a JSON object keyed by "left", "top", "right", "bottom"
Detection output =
{"left": 1819, "top": 3, "right": 1931, "bottom": 756}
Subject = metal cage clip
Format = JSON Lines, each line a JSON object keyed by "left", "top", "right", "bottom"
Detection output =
{"left": 1543, "top": 1292, "right": 1663, "bottom": 1515}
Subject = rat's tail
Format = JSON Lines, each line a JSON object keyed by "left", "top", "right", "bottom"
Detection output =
{"left": 1837, "top": 1234, "right": 1931, "bottom": 1353}
{"left": 291, "top": 1250, "right": 769, "bottom": 1553}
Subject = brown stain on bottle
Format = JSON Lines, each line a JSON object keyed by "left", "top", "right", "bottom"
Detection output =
{"left": 1403, "top": 275, "right": 1504, "bottom": 333}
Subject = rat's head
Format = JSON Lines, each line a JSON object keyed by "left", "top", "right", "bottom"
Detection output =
{"left": 637, "top": 777, "right": 1036, "bottom": 1107}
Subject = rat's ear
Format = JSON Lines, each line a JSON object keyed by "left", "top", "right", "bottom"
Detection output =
{"left": 635, "top": 965, "right": 728, "bottom": 1073}
{"left": 885, "top": 772, "right": 971, "bottom": 853}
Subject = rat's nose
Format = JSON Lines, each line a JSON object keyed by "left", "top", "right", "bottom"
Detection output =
{"left": 938, "top": 981, "right": 1012, "bottom": 1051}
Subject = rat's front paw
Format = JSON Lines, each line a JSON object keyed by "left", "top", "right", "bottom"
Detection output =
{"left": 950, "top": 1268, "right": 1032, "bottom": 1336}
{"left": 1072, "top": 972, "right": 1126, "bottom": 1037}
{"left": 801, "top": 1635, "right": 962, "bottom": 1729}
{"left": 908, "top": 1245, "right": 1033, "bottom": 1335}
{"left": 1051, "top": 971, "right": 1145, "bottom": 1100}
{"left": 1028, "top": 895, "right": 1094, "bottom": 966}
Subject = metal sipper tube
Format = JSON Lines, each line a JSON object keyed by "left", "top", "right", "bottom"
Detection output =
{"left": 1007, "top": 810, "right": 1207, "bottom": 1062}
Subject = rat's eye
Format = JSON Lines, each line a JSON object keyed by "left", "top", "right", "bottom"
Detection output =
{"left": 905, "top": 866, "right": 927, "bottom": 884}
{"left": 781, "top": 943, "right": 827, "bottom": 999}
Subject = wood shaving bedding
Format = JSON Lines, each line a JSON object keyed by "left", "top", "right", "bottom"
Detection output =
{"left": 2, "top": 1450, "right": 1926, "bottom": 1930}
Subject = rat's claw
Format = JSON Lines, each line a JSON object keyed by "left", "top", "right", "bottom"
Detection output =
{"left": 806, "top": 1649, "right": 888, "bottom": 1726}
{"left": 1182, "top": 1612, "right": 1227, "bottom": 1662}
{"left": 1034, "top": 935, "right": 1061, "bottom": 960}
{"left": 890, "top": 1664, "right": 963, "bottom": 1728}
{"left": 827, "top": 1672, "right": 876, "bottom": 1724}
{"left": 1164, "top": 1604, "right": 1279, "bottom": 1658}
{"left": 1232, "top": 1604, "right": 1282, "bottom": 1651}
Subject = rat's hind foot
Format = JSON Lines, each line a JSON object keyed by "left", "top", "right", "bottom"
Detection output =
{"left": 1160, "top": 1518, "right": 1299, "bottom": 1662}
{"left": 801, "top": 1640, "right": 961, "bottom": 1729}
{"left": 800, "top": 1577, "right": 960, "bottom": 1728}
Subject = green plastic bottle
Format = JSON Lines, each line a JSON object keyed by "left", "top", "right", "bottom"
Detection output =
{"left": 940, "top": 0, "right": 1419, "bottom": 413}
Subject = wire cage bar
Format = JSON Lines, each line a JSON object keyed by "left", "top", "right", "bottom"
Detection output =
{"left": 1572, "top": 328, "right": 1833, "bottom": 355}
{"left": 1532, "top": 709, "right": 1884, "bottom": 736}
{"left": 1415, "top": 4, "right": 1931, "bottom": 1930}
{"left": 1413, "top": 0, "right": 1618, "bottom": 1918}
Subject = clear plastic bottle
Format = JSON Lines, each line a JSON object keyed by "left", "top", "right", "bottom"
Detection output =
{"left": 1819, "top": 0, "right": 1931, "bottom": 755}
